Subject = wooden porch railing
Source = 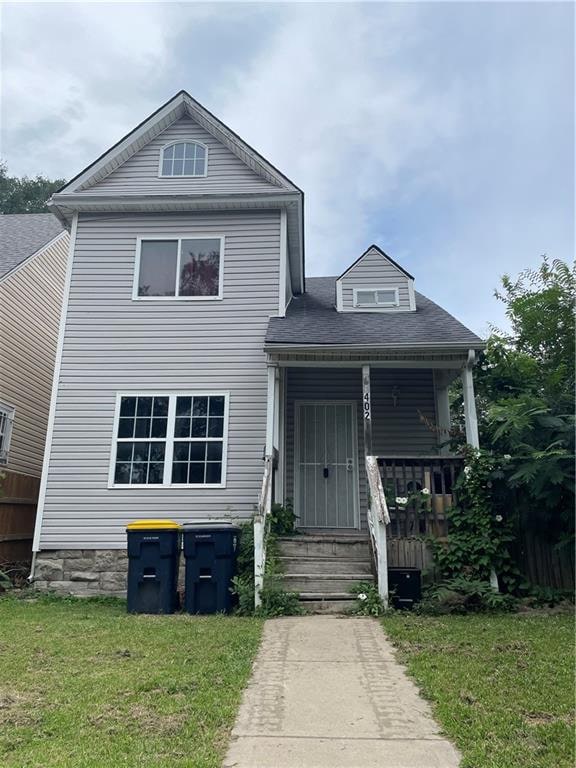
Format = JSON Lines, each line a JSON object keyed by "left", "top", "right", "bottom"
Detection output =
{"left": 377, "top": 457, "right": 463, "bottom": 539}
{"left": 254, "top": 455, "right": 273, "bottom": 607}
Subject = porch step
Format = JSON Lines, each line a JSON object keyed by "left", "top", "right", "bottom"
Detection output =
{"left": 282, "top": 573, "right": 371, "bottom": 595}
{"left": 279, "top": 556, "right": 372, "bottom": 575}
{"left": 299, "top": 596, "right": 356, "bottom": 615}
{"left": 276, "top": 535, "right": 370, "bottom": 559}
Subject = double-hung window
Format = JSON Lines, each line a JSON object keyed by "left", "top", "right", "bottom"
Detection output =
{"left": 353, "top": 287, "right": 399, "bottom": 308}
{"left": 111, "top": 393, "right": 228, "bottom": 488}
{"left": 0, "top": 402, "right": 15, "bottom": 464}
{"left": 135, "top": 236, "right": 223, "bottom": 299}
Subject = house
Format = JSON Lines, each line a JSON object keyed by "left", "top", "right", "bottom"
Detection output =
{"left": 31, "top": 91, "right": 483, "bottom": 605}
{"left": 0, "top": 214, "right": 69, "bottom": 562}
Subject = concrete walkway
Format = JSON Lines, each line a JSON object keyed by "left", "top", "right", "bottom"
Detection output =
{"left": 223, "top": 616, "right": 460, "bottom": 768}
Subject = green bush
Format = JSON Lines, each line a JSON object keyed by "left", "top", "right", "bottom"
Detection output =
{"left": 417, "top": 577, "right": 518, "bottom": 615}
{"left": 350, "top": 582, "right": 388, "bottom": 616}
{"left": 270, "top": 499, "right": 297, "bottom": 536}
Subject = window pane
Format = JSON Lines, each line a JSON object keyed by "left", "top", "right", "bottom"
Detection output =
{"left": 153, "top": 397, "right": 169, "bottom": 417}
{"left": 207, "top": 442, "right": 222, "bottom": 461}
{"left": 115, "top": 463, "right": 131, "bottom": 484}
{"left": 116, "top": 443, "right": 133, "bottom": 462}
{"left": 206, "top": 462, "right": 222, "bottom": 484}
{"left": 190, "top": 442, "right": 206, "bottom": 462}
{"left": 172, "top": 157, "right": 184, "bottom": 175}
{"left": 173, "top": 143, "right": 185, "bottom": 159}
{"left": 179, "top": 239, "right": 220, "bottom": 297}
{"left": 135, "top": 418, "right": 151, "bottom": 438}
{"left": 173, "top": 442, "right": 190, "bottom": 461}
{"left": 137, "top": 397, "right": 152, "bottom": 417}
{"left": 192, "top": 397, "right": 208, "bottom": 417}
{"left": 376, "top": 290, "right": 396, "bottom": 304}
{"left": 150, "top": 443, "right": 166, "bottom": 462}
{"left": 172, "top": 463, "right": 188, "bottom": 484}
{"left": 193, "top": 158, "right": 205, "bottom": 175}
{"left": 118, "top": 418, "right": 134, "bottom": 439}
{"left": 120, "top": 397, "right": 136, "bottom": 417}
{"left": 188, "top": 463, "right": 205, "bottom": 484}
{"left": 176, "top": 397, "right": 192, "bottom": 417}
{"left": 191, "top": 418, "right": 207, "bottom": 438}
{"left": 356, "top": 290, "right": 375, "bottom": 305}
{"left": 161, "top": 157, "right": 172, "bottom": 176}
{"left": 151, "top": 417, "right": 167, "bottom": 438}
{"left": 209, "top": 396, "right": 225, "bottom": 416}
{"left": 164, "top": 145, "right": 175, "bottom": 160}
{"left": 148, "top": 463, "right": 164, "bottom": 484}
{"left": 183, "top": 158, "right": 194, "bottom": 175}
{"left": 138, "top": 241, "right": 178, "bottom": 297}
{"left": 132, "top": 443, "right": 150, "bottom": 463}
{"left": 175, "top": 417, "right": 190, "bottom": 438}
{"left": 208, "top": 417, "right": 224, "bottom": 438}
{"left": 131, "top": 463, "right": 148, "bottom": 484}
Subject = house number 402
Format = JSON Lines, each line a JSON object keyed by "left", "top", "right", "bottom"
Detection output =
{"left": 363, "top": 392, "right": 371, "bottom": 420}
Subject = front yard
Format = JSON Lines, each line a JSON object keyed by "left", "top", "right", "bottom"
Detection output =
{"left": 382, "top": 612, "right": 575, "bottom": 768}
{"left": 0, "top": 596, "right": 262, "bottom": 768}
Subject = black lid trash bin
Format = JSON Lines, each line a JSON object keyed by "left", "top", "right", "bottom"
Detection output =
{"left": 183, "top": 522, "right": 241, "bottom": 614}
{"left": 126, "top": 520, "right": 181, "bottom": 614}
{"left": 388, "top": 567, "right": 422, "bottom": 610}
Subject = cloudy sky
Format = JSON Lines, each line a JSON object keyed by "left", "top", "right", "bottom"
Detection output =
{"left": 1, "top": 1, "right": 573, "bottom": 334}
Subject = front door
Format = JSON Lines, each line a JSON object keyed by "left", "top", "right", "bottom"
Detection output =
{"left": 294, "top": 401, "right": 359, "bottom": 528}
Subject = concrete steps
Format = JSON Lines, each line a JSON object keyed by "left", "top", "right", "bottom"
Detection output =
{"left": 277, "top": 534, "right": 374, "bottom": 613}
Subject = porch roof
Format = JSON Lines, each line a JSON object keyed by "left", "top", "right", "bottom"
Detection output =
{"left": 266, "top": 277, "right": 484, "bottom": 350}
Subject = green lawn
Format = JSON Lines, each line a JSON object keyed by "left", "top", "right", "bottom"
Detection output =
{"left": 382, "top": 612, "right": 575, "bottom": 768}
{"left": 0, "top": 596, "right": 262, "bottom": 768}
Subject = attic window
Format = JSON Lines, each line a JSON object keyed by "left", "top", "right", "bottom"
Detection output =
{"left": 353, "top": 287, "right": 399, "bottom": 308}
{"left": 160, "top": 141, "right": 207, "bottom": 177}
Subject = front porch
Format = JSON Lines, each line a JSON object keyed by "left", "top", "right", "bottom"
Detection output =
{"left": 255, "top": 349, "right": 480, "bottom": 607}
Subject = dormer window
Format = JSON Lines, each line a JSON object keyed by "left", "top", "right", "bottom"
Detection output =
{"left": 353, "top": 287, "right": 399, "bottom": 308}
{"left": 160, "top": 141, "right": 207, "bottom": 177}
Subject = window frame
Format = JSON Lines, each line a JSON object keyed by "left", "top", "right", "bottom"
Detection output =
{"left": 132, "top": 234, "right": 225, "bottom": 301}
{"left": 158, "top": 140, "right": 208, "bottom": 178}
{"left": 108, "top": 391, "right": 230, "bottom": 489}
{"left": 0, "top": 401, "right": 15, "bottom": 465}
{"left": 352, "top": 286, "right": 400, "bottom": 309}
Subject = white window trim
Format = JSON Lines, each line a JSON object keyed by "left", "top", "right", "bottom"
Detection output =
{"left": 352, "top": 286, "right": 400, "bottom": 308}
{"left": 158, "top": 140, "right": 208, "bottom": 178}
{"left": 108, "top": 391, "right": 230, "bottom": 489}
{"left": 132, "top": 235, "right": 225, "bottom": 301}
{"left": 0, "top": 401, "right": 15, "bottom": 465}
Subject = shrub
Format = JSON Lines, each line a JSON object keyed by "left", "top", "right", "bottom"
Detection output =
{"left": 270, "top": 499, "right": 297, "bottom": 536}
{"left": 350, "top": 582, "right": 388, "bottom": 616}
{"left": 417, "top": 576, "right": 518, "bottom": 615}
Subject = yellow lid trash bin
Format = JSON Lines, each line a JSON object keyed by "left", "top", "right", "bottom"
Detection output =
{"left": 126, "top": 520, "right": 182, "bottom": 614}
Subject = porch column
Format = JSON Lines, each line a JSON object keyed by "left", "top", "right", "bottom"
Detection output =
{"left": 461, "top": 352, "right": 480, "bottom": 449}
{"left": 265, "top": 364, "right": 277, "bottom": 456}
{"left": 434, "top": 371, "right": 452, "bottom": 455}
{"left": 361, "top": 364, "right": 372, "bottom": 455}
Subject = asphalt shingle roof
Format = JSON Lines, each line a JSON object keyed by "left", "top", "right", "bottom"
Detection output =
{"left": 266, "top": 277, "right": 484, "bottom": 348}
{"left": 0, "top": 213, "right": 65, "bottom": 278}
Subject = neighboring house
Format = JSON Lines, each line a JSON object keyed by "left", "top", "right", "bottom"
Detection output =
{"left": 0, "top": 214, "right": 69, "bottom": 562}
{"left": 32, "top": 91, "right": 483, "bottom": 605}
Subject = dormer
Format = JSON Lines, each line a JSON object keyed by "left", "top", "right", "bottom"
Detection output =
{"left": 335, "top": 245, "right": 416, "bottom": 312}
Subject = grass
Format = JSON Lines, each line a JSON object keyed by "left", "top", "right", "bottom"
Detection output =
{"left": 0, "top": 595, "right": 263, "bottom": 768}
{"left": 382, "top": 612, "right": 575, "bottom": 768}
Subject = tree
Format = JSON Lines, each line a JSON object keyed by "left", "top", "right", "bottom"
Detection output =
{"left": 0, "top": 162, "right": 66, "bottom": 214}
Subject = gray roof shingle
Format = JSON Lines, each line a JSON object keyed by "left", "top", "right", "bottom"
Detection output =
{"left": 266, "top": 277, "right": 484, "bottom": 348}
{"left": 0, "top": 213, "right": 65, "bottom": 278}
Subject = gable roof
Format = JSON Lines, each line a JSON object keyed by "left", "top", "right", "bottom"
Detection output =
{"left": 0, "top": 214, "right": 65, "bottom": 279}
{"left": 57, "top": 90, "right": 302, "bottom": 196}
{"left": 266, "top": 276, "right": 483, "bottom": 349}
{"left": 338, "top": 244, "right": 414, "bottom": 282}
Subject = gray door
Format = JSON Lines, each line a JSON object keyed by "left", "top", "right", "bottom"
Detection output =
{"left": 295, "top": 402, "right": 358, "bottom": 528}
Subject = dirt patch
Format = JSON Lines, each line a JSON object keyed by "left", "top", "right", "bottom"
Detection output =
{"left": 524, "top": 711, "right": 574, "bottom": 726}
{"left": 89, "top": 701, "right": 187, "bottom": 736}
{"left": 0, "top": 689, "right": 42, "bottom": 727}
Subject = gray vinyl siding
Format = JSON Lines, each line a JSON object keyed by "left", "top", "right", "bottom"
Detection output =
{"left": 339, "top": 249, "right": 412, "bottom": 311}
{"left": 40, "top": 211, "right": 281, "bottom": 549}
{"left": 284, "top": 367, "right": 437, "bottom": 530}
{"left": 0, "top": 234, "right": 69, "bottom": 476}
{"left": 81, "top": 117, "right": 279, "bottom": 196}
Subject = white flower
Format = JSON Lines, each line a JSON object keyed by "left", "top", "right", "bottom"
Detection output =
{"left": 495, "top": 515, "right": 503, "bottom": 522}
{"left": 463, "top": 466, "right": 472, "bottom": 477}
{"left": 395, "top": 496, "right": 408, "bottom": 505}
{"left": 421, "top": 488, "right": 430, "bottom": 495}
{"left": 358, "top": 593, "right": 367, "bottom": 601}
{"left": 503, "top": 454, "right": 511, "bottom": 460}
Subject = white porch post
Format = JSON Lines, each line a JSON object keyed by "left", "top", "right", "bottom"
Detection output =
{"left": 461, "top": 351, "right": 480, "bottom": 449}
{"left": 361, "top": 364, "right": 372, "bottom": 454}
{"left": 265, "top": 364, "right": 277, "bottom": 456}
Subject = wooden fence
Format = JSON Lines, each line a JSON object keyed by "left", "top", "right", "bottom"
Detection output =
{"left": 514, "top": 532, "right": 575, "bottom": 591}
{"left": 0, "top": 469, "right": 39, "bottom": 563}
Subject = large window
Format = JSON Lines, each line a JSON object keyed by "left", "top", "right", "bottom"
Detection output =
{"left": 0, "top": 402, "right": 15, "bottom": 464}
{"left": 353, "top": 287, "right": 399, "bottom": 308}
{"left": 110, "top": 393, "right": 229, "bottom": 488}
{"left": 134, "top": 236, "right": 223, "bottom": 300}
{"left": 159, "top": 141, "right": 207, "bottom": 177}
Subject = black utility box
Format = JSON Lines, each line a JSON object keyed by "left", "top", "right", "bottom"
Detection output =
{"left": 126, "top": 520, "right": 181, "bottom": 614}
{"left": 388, "top": 567, "right": 422, "bottom": 610}
{"left": 183, "top": 522, "right": 240, "bottom": 614}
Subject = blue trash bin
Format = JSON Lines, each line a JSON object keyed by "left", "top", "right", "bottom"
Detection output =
{"left": 183, "top": 522, "right": 241, "bottom": 614}
{"left": 126, "top": 520, "right": 181, "bottom": 614}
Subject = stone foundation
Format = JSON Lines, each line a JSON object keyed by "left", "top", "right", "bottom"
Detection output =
{"left": 34, "top": 550, "right": 130, "bottom": 597}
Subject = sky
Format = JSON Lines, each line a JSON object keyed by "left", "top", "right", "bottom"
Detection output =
{"left": 1, "top": 1, "right": 573, "bottom": 335}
